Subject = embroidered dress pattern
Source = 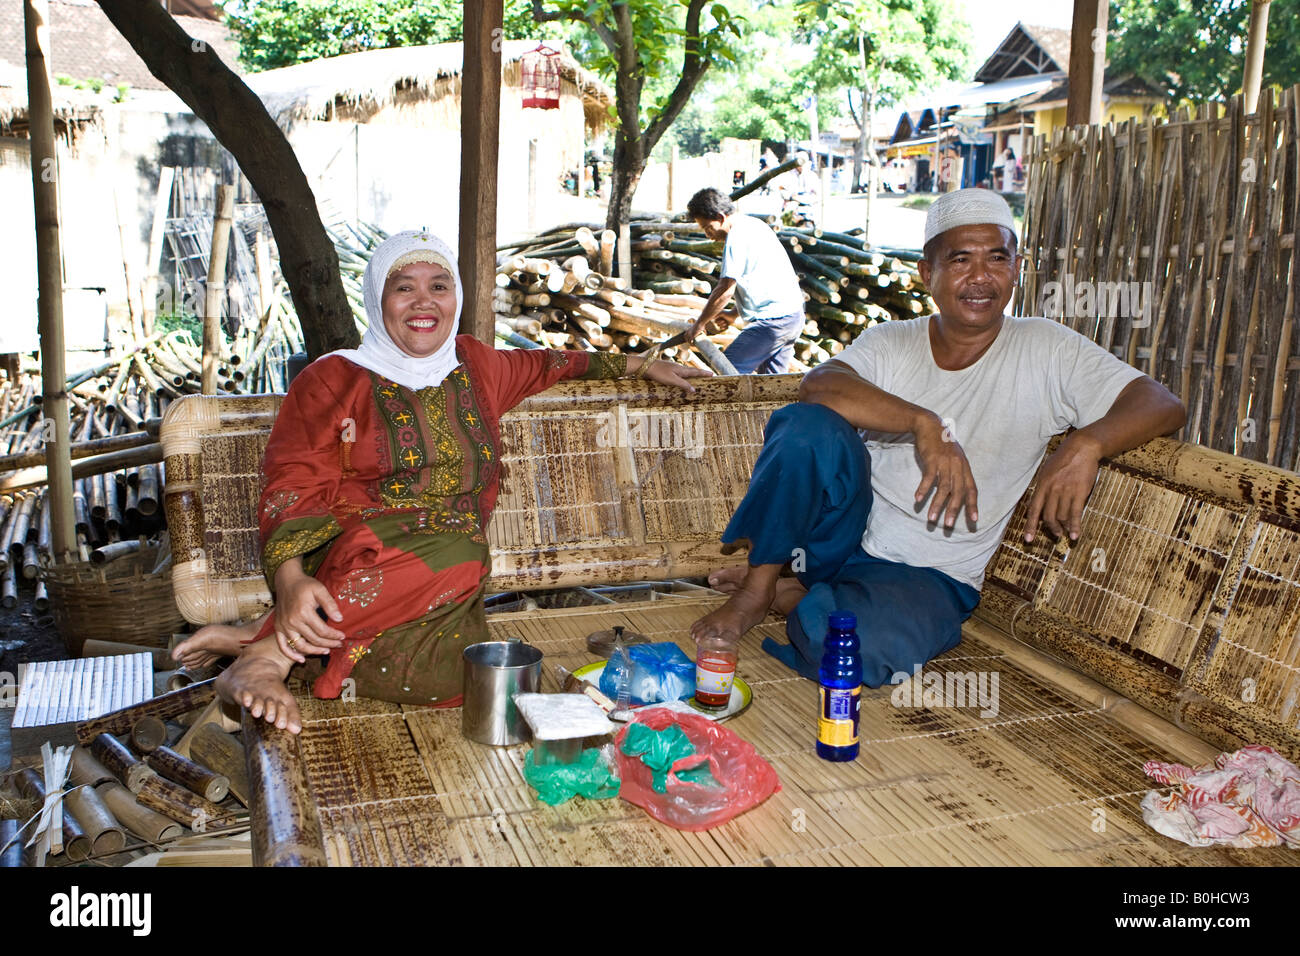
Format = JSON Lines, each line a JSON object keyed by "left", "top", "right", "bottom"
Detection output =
{"left": 252, "top": 339, "right": 628, "bottom": 706}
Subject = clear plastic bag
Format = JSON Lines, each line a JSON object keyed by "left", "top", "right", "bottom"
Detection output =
{"left": 614, "top": 708, "right": 780, "bottom": 831}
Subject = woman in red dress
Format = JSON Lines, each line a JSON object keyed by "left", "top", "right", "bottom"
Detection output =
{"left": 181, "top": 230, "right": 709, "bottom": 733}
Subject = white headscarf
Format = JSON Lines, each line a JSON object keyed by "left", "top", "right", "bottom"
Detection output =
{"left": 326, "top": 229, "right": 464, "bottom": 390}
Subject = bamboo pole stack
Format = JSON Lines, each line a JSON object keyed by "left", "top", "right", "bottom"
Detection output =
{"left": 494, "top": 217, "right": 936, "bottom": 371}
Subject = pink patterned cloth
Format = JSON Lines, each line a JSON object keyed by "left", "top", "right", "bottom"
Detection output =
{"left": 1141, "top": 745, "right": 1300, "bottom": 849}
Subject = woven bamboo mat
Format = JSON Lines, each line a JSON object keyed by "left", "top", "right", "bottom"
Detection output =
{"left": 281, "top": 598, "right": 1294, "bottom": 866}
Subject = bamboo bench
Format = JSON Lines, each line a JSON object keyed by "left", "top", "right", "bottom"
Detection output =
{"left": 160, "top": 376, "right": 1300, "bottom": 866}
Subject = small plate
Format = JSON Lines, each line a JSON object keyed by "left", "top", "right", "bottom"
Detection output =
{"left": 572, "top": 661, "right": 753, "bottom": 721}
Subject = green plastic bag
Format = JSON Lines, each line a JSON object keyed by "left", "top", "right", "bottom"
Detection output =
{"left": 620, "top": 722, "right": 720, "bottom": 793}
{"left": 523, "top": 746, "right": 621, "bottom": 806}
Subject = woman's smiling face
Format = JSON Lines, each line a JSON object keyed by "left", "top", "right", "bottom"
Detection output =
{"left": 380, "top": 260, "right": 458, "bottom": 358}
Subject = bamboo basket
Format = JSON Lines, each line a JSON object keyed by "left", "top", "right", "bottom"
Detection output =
{"left": 42, "top": 545, "right": 185, "bottom": 654}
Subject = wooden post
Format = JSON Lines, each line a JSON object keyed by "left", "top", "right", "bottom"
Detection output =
{"left": 24, "top": 0, "right": 76, "bottom": 564}
{"left": 618, "top": 223, "right": 633, "bottom": 284}
{"left": 201, "top": 185, "right": 235, "bottom": 394}
{"left": 527, "top": 137, "right": 538, "bottom": 233}
{"left": 668, "top": 143, "right": 678, "bottom": 211}
{"left": 459, "top": 0, "right": 503, "bottom": 345}
{"left": 143, "top": 166, "right": 175, "bottom": 336}
{"left": 1066, "top": 0, "right": 1108, "bottom": 128}
{"left": 1242, "top": 0, "right": 1272, "bottom": 115}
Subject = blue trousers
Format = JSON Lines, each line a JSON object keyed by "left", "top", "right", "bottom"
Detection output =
{"left": 722, "top": 402, "right": 981, "bottom": 686}
{"left": 724, "top": 313, "right": 803, "bottom": 374}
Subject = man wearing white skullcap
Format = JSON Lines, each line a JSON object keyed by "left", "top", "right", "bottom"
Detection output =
{"left": 692, "top": 188, "right": 1187, "bottom": 687}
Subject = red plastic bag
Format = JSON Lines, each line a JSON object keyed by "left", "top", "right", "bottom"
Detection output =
{"left": 614, "top": 708, "right": 781, "bottom": 831}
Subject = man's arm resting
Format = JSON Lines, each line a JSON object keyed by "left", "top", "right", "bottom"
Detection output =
{"left": 1024, "top": 376, "right": 1186, "bottom": 542}
{"left": 799, "top": 358, "right": 940, "bottom": 435}
{"left": 800, "top": 360, "right": 979, "bottom": 527}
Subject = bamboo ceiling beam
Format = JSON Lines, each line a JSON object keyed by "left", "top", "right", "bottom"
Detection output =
{"left": 23, "top": 0, "right": 76, "bottom": 563}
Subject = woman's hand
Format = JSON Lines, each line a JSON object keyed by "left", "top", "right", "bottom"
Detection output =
{"left": 273, "top": 559, "right": 346, "bottom": 664}
{"left": 627, "top": 355, "right": 714, "bottom": 393}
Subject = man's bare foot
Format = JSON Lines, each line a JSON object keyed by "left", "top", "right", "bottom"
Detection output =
{"left": 707, "top": 566, "right": 805, "bottom": 615}
{"left": 172, "top": 612, "right": 270, "bottom": 668}
{"left": 706, "top": 565, "right": 749, "bottom": 595}
{"left": 214, "top": 636, "right": 302, "bottom": 734}
{"left": 691, "top": 563, "right": 781, "bottom": 646}
{"left": 771, "top": 578, "right": 808, "bottom": 616}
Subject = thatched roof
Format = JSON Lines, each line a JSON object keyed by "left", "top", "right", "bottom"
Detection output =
{"left": 247, "top": 40, "right": 613, "bottom": 132}
{"left": 0, "top": 61, "right": 104, "bottom": 136}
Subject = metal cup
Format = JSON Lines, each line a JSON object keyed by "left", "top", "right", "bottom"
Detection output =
{"left": 461, "top": 639, "right": 543, "bottom": 746}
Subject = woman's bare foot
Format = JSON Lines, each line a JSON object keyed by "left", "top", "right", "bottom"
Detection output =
{"left": 691, "top": 563, "right": 782, "bottom": 646}
{"left": 172, "top": 612, "right": 270, "bottom": 668}
{"left": 214, "top": 636, "right": 302, "bottom": 734}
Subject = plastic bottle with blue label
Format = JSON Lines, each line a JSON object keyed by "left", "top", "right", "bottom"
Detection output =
{"left": 816, "top": 610, "right": 863, "bottom": 761}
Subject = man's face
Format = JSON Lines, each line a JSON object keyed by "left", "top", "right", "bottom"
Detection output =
{"left": 917, "top": 224, "right": 1020, "bottom": 332}
{"left": 694, "top": 216, "right": 728, "bottom": 242}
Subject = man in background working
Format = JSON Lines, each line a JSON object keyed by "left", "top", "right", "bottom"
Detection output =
{"left": 685, "top": 187, "right": 805, "bottom": 374}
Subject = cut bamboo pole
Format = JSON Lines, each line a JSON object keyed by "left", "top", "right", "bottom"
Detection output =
{"left": 188, "top": 723, "right": 250, "bottom": 806}
{"left": 23, "top": 0, "right": 76, "bottom": 563}
{"left": 97, "top": 781, "right": 182, "bottom": 844}
{"left": 15, "top": 768, "right": 92, "bottom": 860}
{"left": 63, "top": 784, "right": 127, "bottom": 857}
{"left": 68, "top": 746, "right": 118, "bottom": 788}
{"left": 145, "top": 745, "right": 230, "bottom": 803}
{"left": 76, "top": 678, "right": 216, "bottom": 745}
{"left": 135, "top": 773, "right": 238, "bottom": 830}
{"left": 202, "top": 186, "right": 235, "bottom": 394}
{"left": 90, "top": 733, "right": 153, "bottom": 792}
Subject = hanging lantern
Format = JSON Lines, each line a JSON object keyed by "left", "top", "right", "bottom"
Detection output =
{"left": 520, "top": 43, "right": 561, "bottom": 110}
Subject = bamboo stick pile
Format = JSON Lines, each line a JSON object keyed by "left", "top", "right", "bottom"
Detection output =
{"left": 494, "top": 217, "right": 936, "bottom": 370}
{"left": 0, "top": 312, "right": 307, "bottom": 581}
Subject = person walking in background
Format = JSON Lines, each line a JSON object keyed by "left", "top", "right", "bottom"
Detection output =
{"left": 684, "top": 188, "right": 806, "bottom": 374}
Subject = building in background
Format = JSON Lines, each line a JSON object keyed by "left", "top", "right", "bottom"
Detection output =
{"left": 887, "top": 22, "right": 1162, "bottom": 192}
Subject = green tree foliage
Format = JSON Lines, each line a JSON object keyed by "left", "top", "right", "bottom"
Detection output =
{"left": 1109, "top": 0, "right": 1300, "bottom": 105}
{"left": 702, "top": 2, "right": 822, "bottom": 146}
{"left": 531, "top": 1, "right": 745, "bottom": 228}
{"left": 794, "top": 0, "right": 969, "bottom": 188}
{"left": 218, "top": 0, "right": 571, "bottom": 72}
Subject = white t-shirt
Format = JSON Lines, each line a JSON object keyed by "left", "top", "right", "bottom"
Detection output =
{"left": 833, "top": 315, "right": 1146, "bottom": 589}
{"left": 720, "top": 215, "right": 805, "bottom": 323}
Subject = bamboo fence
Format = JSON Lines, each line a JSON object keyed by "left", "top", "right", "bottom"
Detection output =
{"left": 1017, "top": 85, "right": 1300, "bottom": 470}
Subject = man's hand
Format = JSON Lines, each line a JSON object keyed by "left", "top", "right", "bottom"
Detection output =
{"left": 913, "top": 413, "right": 979, "bottom": 529}
{"left": 273, "top": 561, "right": 346, "bottom": 664}
{"left": 685, "top": 313, "right": 733, "bottom": 343}
{"left": 1023, "top": 432, "right": 1103, "bottom": 543}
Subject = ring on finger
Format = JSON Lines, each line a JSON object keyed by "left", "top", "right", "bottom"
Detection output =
{"left": 286, "top": 636, "right": 298, "bottom": 650}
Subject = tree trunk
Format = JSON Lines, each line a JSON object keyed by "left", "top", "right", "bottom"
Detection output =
{"left": 606, "top": 116, "right": 646, "bottom": 229}
{"left": 97, "top": 1, "right": 358, "bottom": 359}
{"left": 606, "top": 140, "right": 648, "bottom": 230}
